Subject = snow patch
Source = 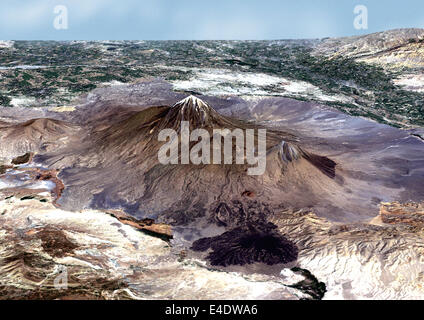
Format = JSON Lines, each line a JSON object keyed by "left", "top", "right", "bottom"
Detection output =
{"left": 10, "top": 96, "right": 37, "bottom": 107}
{"left": 170, "top": 67, "right": 353, "bottom": 103}
{"left": 393, "top": 74, "right": 424, "bottom": 92}
{"left": 0, "top": 41, "right": 14, "bottom": 48}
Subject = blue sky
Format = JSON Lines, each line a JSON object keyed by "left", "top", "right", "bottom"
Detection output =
{"left": 0, "top": 0, "right": 423, "bottom": 40}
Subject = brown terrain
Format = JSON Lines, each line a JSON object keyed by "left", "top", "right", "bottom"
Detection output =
{"left": 0, "top": 80, "right": 424, "bottom": 299}
{"left": 379, "top": 201, "right": 424, "bottom": 226}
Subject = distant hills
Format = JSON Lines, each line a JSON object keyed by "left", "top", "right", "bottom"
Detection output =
{"left": 314, "top": 28, "right": 424, "bottom": 70}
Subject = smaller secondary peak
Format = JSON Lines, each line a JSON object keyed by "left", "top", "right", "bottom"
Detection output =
{"left": 279, "top": 140, "right": 303, "bottom": 163}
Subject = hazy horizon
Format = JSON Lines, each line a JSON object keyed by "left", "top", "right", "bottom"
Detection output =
{"left": 2, "top": 27, "right": 424, "bottom": 42}
{"left": 1, "top": 0, "right": 423, "bottom": 40}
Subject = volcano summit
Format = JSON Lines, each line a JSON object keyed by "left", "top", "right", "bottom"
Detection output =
{"left": 27, "top": 87, "right": 341, "bottom": 229}
{"left": 1, "top": 77, "right": 424, "bottom": 300}
{"left": 158, "top": 96, "right": 268, "bottom": 175}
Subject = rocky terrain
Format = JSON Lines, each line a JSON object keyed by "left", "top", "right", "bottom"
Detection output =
{"left": 0, "top": 29, "right": 424, "bottom": 300}
{"left": 314, "top": 28, "right": 424, "bottom": 70}
{"left": 0, "top": 196, "right": 309, "bottom": 300}
{"left": 0, "top": 29, "right": 423, "bottom": 129}
{"left": 0, "top": 77, "right": 423, "bottom": 299}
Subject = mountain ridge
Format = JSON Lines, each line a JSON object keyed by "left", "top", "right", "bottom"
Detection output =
{"left": 314, "top": 28, "right": 424, "bottom": 69}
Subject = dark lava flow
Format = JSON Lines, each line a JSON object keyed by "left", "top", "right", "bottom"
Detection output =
{"left": 192, "top": 222, "right": 298, "bottom": 266}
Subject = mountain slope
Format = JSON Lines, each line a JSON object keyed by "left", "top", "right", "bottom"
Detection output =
{"left": 314, "top": 28, "right": 424, "bottom": 69}
{"left": 37, "top": 96, "right": 338, "bottom": 231}
{"left": 0, "top": 118, "right": 81, "bottom": 159}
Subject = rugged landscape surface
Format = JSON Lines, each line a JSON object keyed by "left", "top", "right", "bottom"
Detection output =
{"left": 1, "top": 29, "right": 424, "bottom": 300}
{"left": 1, "top": 28, "right": 424, "bottom": 129}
